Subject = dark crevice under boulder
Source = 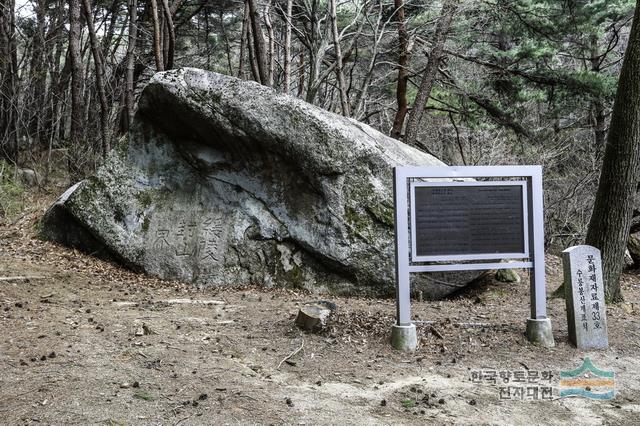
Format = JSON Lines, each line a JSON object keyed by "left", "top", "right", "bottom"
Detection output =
{"left": 41, "top": 68, "right": 479, "bottom": 298}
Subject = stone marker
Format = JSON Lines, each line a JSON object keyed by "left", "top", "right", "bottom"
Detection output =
{"left": 562, "top": 245, "right": 608, "bottom": 350}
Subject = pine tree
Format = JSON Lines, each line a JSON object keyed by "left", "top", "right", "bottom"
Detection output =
{"left": 585, "top": 1, "right": 640, "bottom": 302}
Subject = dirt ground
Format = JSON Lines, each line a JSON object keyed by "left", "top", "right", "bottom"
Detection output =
{"left": 1, "top": 189, "right": 640, "bottom": 425}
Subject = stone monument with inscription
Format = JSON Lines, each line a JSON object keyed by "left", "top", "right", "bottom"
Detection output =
{"left": 562, "top": 245, "right": 608, "bottom": 350}
{"left": 40, "top": 68, "right": 482, "bottom": 297}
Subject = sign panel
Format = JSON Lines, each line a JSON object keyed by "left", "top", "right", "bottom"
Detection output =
{"left": 410, "top": 181, "right": 528, "bottom": 262}
{"left": 392, "top": 166, "right": 551, "bottom": 349}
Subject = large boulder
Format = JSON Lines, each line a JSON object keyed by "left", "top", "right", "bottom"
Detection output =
{"left": 41, "top": 68, "right": 477, "bottom": 298}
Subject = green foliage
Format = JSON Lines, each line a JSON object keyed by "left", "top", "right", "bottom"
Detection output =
{"left": 401, "top": 398, "right": 416, "bottom": 408}
{"left": 0, "top": 160, "right": 25, "bottom": 220}
{"left": 133, "top": 390, "right": 154, "bottom": 401}
{"left": 466, "top": 0, "right": 634, "bottom": 87}
{"left": 336, "top": 1, "right": 359, "bottom": 27}
{"left": 412, "top": 8, "right": 440, "bottom": 28}
{"left": 446, "top": 0, "right": 635, "bottom": 154}
{"left": 135, "top": 191, "right": 154, "bottom": 209}
{"left": 427, "top": 86, "right": 461, "bottom": 115}
{"left": 514, "top": 87, "right": 547, "bottom": 103}
{"left": 569, "top": 70, "right": 618, "bottom": 99}
{"left": 492, "top": 288, "right": 508, "bottom": 298}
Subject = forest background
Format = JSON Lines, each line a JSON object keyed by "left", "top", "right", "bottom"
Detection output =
{"left": 0, "top": 0, "right": 637, "bottom": 271}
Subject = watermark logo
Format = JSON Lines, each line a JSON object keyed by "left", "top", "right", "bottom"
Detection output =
{"left": 559, "top": 357, "right": 615, "bottom": 400}
{"left": 470, "top": 369, "right": 554, "bottom": 400}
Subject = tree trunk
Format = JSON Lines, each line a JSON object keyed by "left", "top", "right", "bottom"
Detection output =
{"left": 238, "top": 1, "right": 249, "bottom": 78}
{"left": 264, "top": 0, "right": 275, "bottom": 86}
{"left": 46, "top": 2, "right": 68, "bottom": 146}
{"left": 68, "top": 0, "right": 84, "bottom": 180}
{"left": 590, "top": 34, "right": 607, "bottom": 150}
{"left": 160, "top": 0, "right": 175, "bottom": 69}
{"left": 125, "top": 0, "right": 137, "bottom": 129}
{"left": 82, "top": 0, "right": 110, "bottom": 158}
{"left": 585, "top": 3, "right": 640, "bottom": 302}
{"left": 204, "top": 8, "right": 210, "bottom": 68}
{"left": 247, "top": 0, "right": 269, "bottom": 85}
{"left": 390, "top": 0, "right": 409, "bottom": 139}
{"left": 246, "top": 8, "right": 261, "bottom": 83}
{"left": 328, "top": 0, "right": 350, "bottom": 116}
{"left": 149, "top": 0, "right": 164, "bottom": 71}
{"left": 298, "top": 50, "right": 305, "bottom": 97}
{"left": 101, "top": 0, "right": 122, "bottom": 52}
{"left": 219, "top": 9, "right": 233, "bottom": 74}
{"left": 28, "top": 0, "right": 47, "bottom": 148}
{"left": 283, "top": 0, "right": 292, "bottom": 93}
{"left": 352, "top": 1, "right": 383, "bottom": 119}
{"left": 403, "top": 0, "right": 457, "bottom": 147}
{"left": 0, "top": 0, "right": 20, "bottom": 164}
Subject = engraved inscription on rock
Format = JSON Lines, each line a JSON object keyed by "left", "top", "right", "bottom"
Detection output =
{"left": 145, "top": 210, "right": 228, "bottom": 280}
{"left": 413, "top": 184, "right": 526, "bottom": 257}
{"left": 562, "top": 245, "right": 608, "bottom": 350}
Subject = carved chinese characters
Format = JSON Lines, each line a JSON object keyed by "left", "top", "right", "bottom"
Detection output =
{"left": 562, "top": 245, "right": 608, "bottom": 350}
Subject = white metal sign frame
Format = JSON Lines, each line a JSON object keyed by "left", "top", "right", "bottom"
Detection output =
{"left": 393, "top": 165, "right": 548, "bottom": 328}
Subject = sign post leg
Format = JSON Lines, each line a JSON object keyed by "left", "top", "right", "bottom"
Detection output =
{"left": 525, "top": 171, "right": 555, "bottom": 347}
{"left": 390, "top": 168, "right": 417, "bottom": 351}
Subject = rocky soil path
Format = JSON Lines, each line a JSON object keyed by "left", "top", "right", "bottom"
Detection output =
{"left": 1, "top": 192, "right": 640, "bottom": 425}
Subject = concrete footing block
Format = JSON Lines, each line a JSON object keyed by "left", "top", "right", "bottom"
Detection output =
{"left": 526, "top": 318, "right": 555, "bottom": 348}
{"left": 390, "top": 323, "right": 418, "bottom": 352}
